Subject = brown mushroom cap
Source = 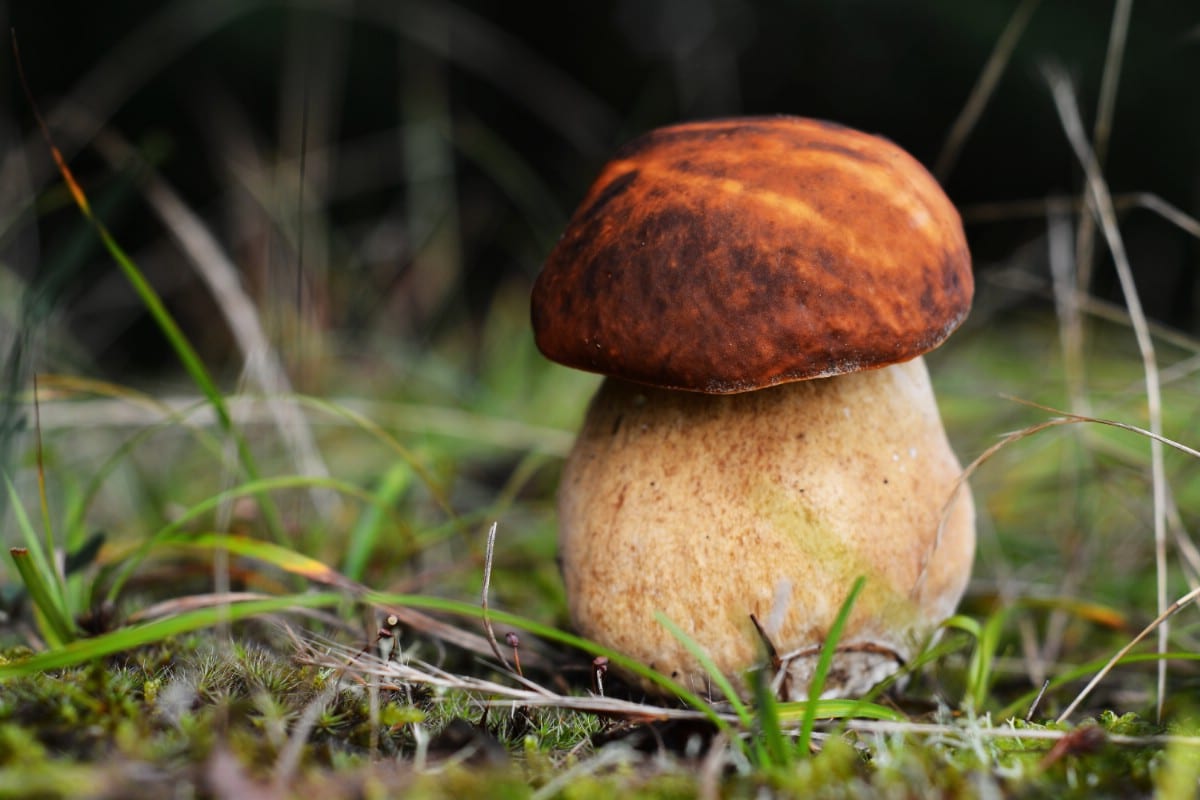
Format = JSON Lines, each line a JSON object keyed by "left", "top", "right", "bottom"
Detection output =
{"left": 531, "top": 116, "right": 973, "bottom": 394}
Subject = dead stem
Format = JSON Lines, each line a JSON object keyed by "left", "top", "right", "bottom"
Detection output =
{"left": 481, "top": 521, "right": 514, "bottom": 673}
{"left": 1047, "top": 70, "right": 1170, "bottom": 720}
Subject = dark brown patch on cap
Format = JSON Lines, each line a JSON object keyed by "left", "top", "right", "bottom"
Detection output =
{"left": 531, "top": 115, "right": 973, "bottom": 393}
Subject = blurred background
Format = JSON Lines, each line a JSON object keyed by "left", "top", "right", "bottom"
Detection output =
{"left": 2, "top": 0, "right": 1200, "bottom": 636}
{"left": 7, "top": 0, "right": 1199, "bottom": 372}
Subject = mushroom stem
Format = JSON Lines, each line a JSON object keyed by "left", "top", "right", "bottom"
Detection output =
{"left": 557, "top": 357, "right": 974, "bottom": 699}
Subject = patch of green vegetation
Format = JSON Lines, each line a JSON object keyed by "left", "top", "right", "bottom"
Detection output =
{"left": 4, "top": 1, "right": 1200, "bottom": 796}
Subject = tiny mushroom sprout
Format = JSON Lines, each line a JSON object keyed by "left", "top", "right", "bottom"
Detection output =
{"left": 531, "top": 115, "right": 975, "bottom": 700}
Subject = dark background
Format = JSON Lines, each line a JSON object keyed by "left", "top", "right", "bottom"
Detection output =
{"left": 4, "top": 0, "right": 1199, "bottom": 378}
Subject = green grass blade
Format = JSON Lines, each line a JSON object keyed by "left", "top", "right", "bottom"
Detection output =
{"left": 32, "top": 379, "right": 59, "bottom": 579}
{"left": 941, "top": 614, "right": 983, "bottom": 639}
{"left": 28, "top": 125, "right": 286, "bottom": 543}
{"left": 967, "top": 607, "right": 1012, "bottom": 710}
{"left": 654, "top": 611, "right": 755, "bottom": 760}
{"left": 296, "top": 395, "right": 455, "bottom": 519}
{"left": 46, "top": 376, "right": 232, "bottom": 541}
{"left": 750, "top": 662, "right": 791, "bottom": 768}
{"left": 104, "top": 474, "right": 390, "bottom": 604}
{"left": 342, "top": 462, "right": 411, "bottom": 581}
{"left": 87, "top": 222, "right": 286, "bottom": 542}
{"left": 0, "top": 592, "right": 344, "bottom": 678}
{"left": 654, "top": 611, "right": 753, "bottom": 729}
{"left": 9, "top": 549, "right": 74, "bottom": 647}
{"left": 166, "top": 532, "right": 355, "bottom": 588}
{"left": 4, "top": 477, "right": 72, "bottom": 637}
{"left": 775, "top": 698, "right": 905, "bottom": 723}
{"left": 945, "top": 607, "right": 1017, "bottom": 711}
{"left": 797, "top": 575, "right": 866, "bottom": 756}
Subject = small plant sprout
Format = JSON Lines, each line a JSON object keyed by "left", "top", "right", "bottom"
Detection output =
{"left": 505, "top": 632, "right": 523, "bottom": 677}
{"left": 377, "top": 614, "right": 401, "bottom": 662}
{"left": 532, "top": 116, "right": 976, "bottom": 699}
{"left": 591, "top": 656, "right": 609, "bottom": 697}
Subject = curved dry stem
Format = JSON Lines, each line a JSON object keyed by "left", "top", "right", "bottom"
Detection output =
{"left": 924, "top": 398, "right": 1200, "bottom": 596}
{"left": 1056, "top": 584, "right": 1200, "bottom": 723}
{"left": 480, "top": 521, "right": 513, "bottom": 673}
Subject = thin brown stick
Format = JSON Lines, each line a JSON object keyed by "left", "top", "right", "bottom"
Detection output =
{"left": 508, "top": 632, "right": 523, "bottom": 677}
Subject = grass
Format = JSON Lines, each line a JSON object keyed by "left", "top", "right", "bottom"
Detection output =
{"left": 4, "top": 1, "right": 1200, "bottom": 797}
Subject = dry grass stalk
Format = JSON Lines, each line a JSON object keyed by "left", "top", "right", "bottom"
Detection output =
{"left": 1047, "top": 69, "right": 1170, "bottom": 720}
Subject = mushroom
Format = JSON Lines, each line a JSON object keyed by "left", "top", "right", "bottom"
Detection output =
{"left": 531, "top": 116, "right": 974, "bottom": 699}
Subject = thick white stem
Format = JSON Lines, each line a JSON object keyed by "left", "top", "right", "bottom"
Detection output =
{"left": 558, "top": 357, "right": 975, "bottom": 699}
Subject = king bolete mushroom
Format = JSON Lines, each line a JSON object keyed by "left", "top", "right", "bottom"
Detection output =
{"left": 531, "top": 116, "right": 975, "bottom": 699}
